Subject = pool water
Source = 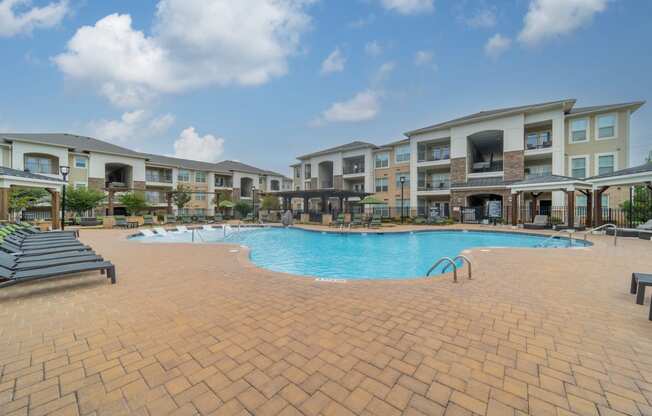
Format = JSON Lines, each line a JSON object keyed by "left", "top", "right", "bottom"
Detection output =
{"left": 131, "top": 227, "right": 587, "bottom": 280}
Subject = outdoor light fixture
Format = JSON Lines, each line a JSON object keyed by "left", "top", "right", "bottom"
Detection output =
{"left": 59, "top": 165, "right": 70, "bottom": 230}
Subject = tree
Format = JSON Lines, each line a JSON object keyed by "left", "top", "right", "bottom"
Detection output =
{"left": 620, "top": 185, "right": 652, "bottom": 225}
{"left": 66, "top": 187, "right": 105, "bottom": 216}
{"left": 118, "top": 192, "right": 148, "bottom": 216}
{"left": 234, "top": 201, "right": 252, "bottom": 218}
{"left": 260, "top": 195, "right": 280, "bottom": 210}
{"left": 173, "top": 184, "right": 192, "bottom": 211}
{"left": 9, "top": 188, "right": 48, "bottom": 220}
{"left": 212, "top": 190, "right": 232, "bottom": 208}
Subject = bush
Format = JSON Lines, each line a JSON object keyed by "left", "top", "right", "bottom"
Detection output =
{"left": 66, "top": 187, "right": 106, "bottom": 216}
{"left": 118, "top": 192, "right": 148, "bottom": 216}
{"left": 234, "top": 201, "right": 252, "bottom": 218}
{"left": 260, "top": 195, "right": 280, "bottom": 210}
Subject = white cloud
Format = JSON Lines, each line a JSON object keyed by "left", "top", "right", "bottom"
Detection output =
{"left": 484, "top": 33, "right": 511, "bottom": 59}
{"left": 88, "top": 110, "right": 175, "bottom": 142}
{"left": 378, "top": 0, "right": 434, "bottom": 15}
{"left": 372, "top": 61, "right": 395, "bottom": 85}
{"left": 317, "top": 90, "right": 380, "bottom": 124}
{"left": 364, "top": 41, "right": 382, "bottom": 57}
{"left": 518, "top": 0, "right": 608, "bottom": 45}
{"left": 349, "top": 13, "right": 375, "bottom": 28}
{"left": 465, "top": 8, "right": 496, "bottom": 28}
{"left": 0, "top": 0, "right": 68, "bottom": 37}
{"left": 320, "top": 47, "right": 345, "bottom": 74}
{"left": 172, "top": 127, "right": 225, "bottom": 162}
{"left": 414, "top": 50, "right": 433, "bottom": 66}
{"left": 54, "top": 0, "right": 313, "bottom": 108}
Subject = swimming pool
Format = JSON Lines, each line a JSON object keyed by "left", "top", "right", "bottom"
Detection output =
{"left": 131, "top": 226, "right": 588, "bottom": 280}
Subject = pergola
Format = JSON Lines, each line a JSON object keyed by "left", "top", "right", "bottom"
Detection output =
{"left": 0, "top": 167, "right": 66, "bottom": 229}
{"left": 509, "top": 175, "right": 593, "bottom": 227}
{"left": 273, "top": 189, "right": 370, "bottom": 213}
{"left": 588, "top": 162, "right": 652, "bottom": 226}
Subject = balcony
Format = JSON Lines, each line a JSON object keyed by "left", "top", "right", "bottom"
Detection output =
{"left": 418, "top": 179, "right": 450, "bottom": 192}
{"left": 470, "top": 160, "right": 503, "bottom": 174}
{"left": 145, "top": 191, "right": 168, "bottom": 205}
{"left": 343, "top": 156, "right": 365, "bottom": 175}
{"left": 214, "top": 176, "right": 233, "bottom": 188}
{"left": 146, "top": 169, "right": 173, "bottom": 184}
{"left": 417, "top": 144, "right": 450, "bottom": 163}
{"left": 525, "top": 131, "right": 552, "bottom": 152}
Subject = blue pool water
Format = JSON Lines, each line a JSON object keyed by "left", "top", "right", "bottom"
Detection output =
{"left": 131, "top": 227, "right": 586, "bottom": 280}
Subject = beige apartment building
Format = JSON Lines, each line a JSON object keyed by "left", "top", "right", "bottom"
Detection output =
{"left": 0, "top": 133, "right": 290, "bottom": 220}
{"left": 291, "top": 99, "right": 645, "bottom": 221}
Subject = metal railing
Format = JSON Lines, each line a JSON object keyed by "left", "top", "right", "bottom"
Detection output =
{"left": 443, "top": 255, "right": 472, "bottom": 280}
{"left": 426, "top": 257, "right": 457, "bottom": 282}
{"left": 583, "top": 223, "right": 618, "bottom": 246}
{"left": 538, "top": 229, "right": 576, "bottom": 248}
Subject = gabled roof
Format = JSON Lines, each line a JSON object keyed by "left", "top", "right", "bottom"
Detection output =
{"left": 405, "top": 99, "right": 576, "bottom": 136}
{"left": 376, "top": 138, "right": 410, "bottom": 149}
{"left": 568, "top": 101, "right": 645, "bottom": 117}
{"left": 0, "top": 133, "right": 146, "bottom": 159}
{"left": 214, "top": 160, "right": 285, "bottom": 177}
{"left": 0, "top": 166, "right": 66, "bottom": 183}
{"left": 587, "top": 161, "right": 652, "bottom": 181}
{"left": 140, "top": 153, "right": 231, "bottom": 174}
{"left": 297, "top": 141, "right": 377, "bottom": 160}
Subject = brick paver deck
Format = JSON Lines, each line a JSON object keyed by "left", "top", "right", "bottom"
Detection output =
{"left": 1, "top": 226, "right": 651, "bottom": 415}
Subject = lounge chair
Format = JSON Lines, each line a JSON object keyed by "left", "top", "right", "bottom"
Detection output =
{"left": 331, "top": 214, "right": 346, "bottom": 227}
{"left": 0, "top": 261, "right": 116, "bottom": 288}
{"left": 523, "top": 215, "right": 549, "bottom": 230}
{"left": 243, "top": 213, "right": 254, "bottom": 223}
{"left": 113, "top": 216, "right": 128, "bottom": 228}
{"left": 350, "top": 214, "right": 363, "bottom": 228}
{"left": 369, "top": 214, "right": 382, "bottom": 229}
{"left": 0, "top": 253, "right": 103, "bottom": 271}
{"left": 630, "top": 273, "right": 652, "bottom": 306}
{"left": 0, "top": 251, "right": 97, "bottom": 264}
{"left": 0, "top": 239, "right": 93, "bottom": 257}
{"left": 143, "top": 215, "right": 154, "bottom": 226}
{"left": 80, "top": 217, "right": 102, "bottom": 227}
{"left": 165, "top": 216, "right": 177, "bottom": 225}
{"left": 196, "top": 215, "right": 207, "bottom": 224}
{"left": 181, "top": 216, "right": 192, "bottom": 224}
{"left": 637, "top": 219, "right": 652, "bottom": 230}
{"left": 214, "top": 214, "right": 224, "bottom": 224}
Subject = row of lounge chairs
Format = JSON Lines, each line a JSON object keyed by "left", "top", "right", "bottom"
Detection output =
{"left": 0, "top": 223, "right": 116, "bottom": 288}
{"left": 329, "top": 214, "right": 382, "bottom": 228}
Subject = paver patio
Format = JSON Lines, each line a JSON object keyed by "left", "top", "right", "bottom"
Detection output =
{"left": 0, "top": 226, "right": 651, "bottom": 416}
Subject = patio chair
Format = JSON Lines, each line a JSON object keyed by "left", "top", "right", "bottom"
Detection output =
{"left": 523, "top": 215, "right": 549, "bottom": 230}
{"left": 165, "top": 216, "right": 177, "bottom": 225}
{"left": 196, "top": 215, "right": 207, "bottom": 224}
{"left": 0, "top": 260, "right": 116, "bottom": 288}
{"left": 369, "top": 214, "right": 382, "bottom": 229}
{"left": 243, "top": 213, "right": 254, "bottom": 223}
{"left": 0, "top": 253, "right": 104, "bottom": 271}
{"left": 630, "top": 273, "right": 652, "bottom": 306}
{"left": 181, "top": 216, "right": 192, "bottom": 224}
{"left": 80, "top": 217, "right": 102, "bottom": 227}
{"left": 331, "top": 213, "right": 346, "bottom": 227}
{"left": 113, "top": 216, "right": 128, "bottom": 228}
{"left": 142, "top": 215, "right": 155, "bottom": 226}
{"left": 350, "top": 214, "right": 363, "bottom": 228}
{"left": 214, "top": 213, "right": 224, "bottom": 224}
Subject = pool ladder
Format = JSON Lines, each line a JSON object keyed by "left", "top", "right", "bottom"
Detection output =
{"left": 426, "top": 255, "right": 472, "bottom": 283}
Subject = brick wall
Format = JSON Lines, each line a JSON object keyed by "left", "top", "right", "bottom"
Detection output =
{"left": 503, "top": 150, "right": 525, "bottom": 182}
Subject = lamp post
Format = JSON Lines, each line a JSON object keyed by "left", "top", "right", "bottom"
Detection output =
{"left": 251, "top": 186, "right": 256, "bottom": 220}
{"left": 59, "top": 166, "right": 70, "bottom": 230}
{"left": 400, "top": 176, "right": 406, "bottom": 224}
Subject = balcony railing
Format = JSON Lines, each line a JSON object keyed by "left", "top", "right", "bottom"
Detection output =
{"left": 320, "top": 181, "right": 333, "bottom": 189}
{"left": 418, "top": 180, "right": 450, "bottom": 191}
{"left": 470, "top": 160, "right": 503, "bottom": 174}
{"left": 417, "top": 145, "right": 450, "bottom": 163}
{"left": 526, "top": 140, "right": 552, "bottom": 150}
{"left": 343, "top": 165, "right": 365, "bottom": 175}
{"left": 146, "top": 174, "right": 172, "bottom": 183}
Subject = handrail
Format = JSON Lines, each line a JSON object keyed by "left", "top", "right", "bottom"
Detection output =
{"left": 583, "top": 223, "right": 617, "bottom": 246}
{"left": 538, "top": 229, "right": 576, "bottom": 248}
{"left": 443, "top": 255, "right": 472, "bottom": 280}
{"left": 426, "top": 257, "right": 458, "bottom": 282}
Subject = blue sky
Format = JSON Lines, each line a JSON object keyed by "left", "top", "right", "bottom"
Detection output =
{"left": 1, "top": 0, "right": 651, "bottom": 174}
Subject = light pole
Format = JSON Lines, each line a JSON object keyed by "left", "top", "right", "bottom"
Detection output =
{"left": 59, "top": 166, "right": 70, "bottom": 230}
{"left": 400, "top": 176, "right": 405, "bottom": 224}
{"left": 251, "top": 186, "right": 256, "bottom": 220}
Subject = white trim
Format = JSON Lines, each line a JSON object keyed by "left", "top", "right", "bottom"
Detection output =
{"left": 594, "top": 152, "right": 618, "bottom": 176}
{"left": 467, "top": 171, "right": 503, "bottom": 179}
{"left": 569, "top": 117, "right": 590, "bottom": 144}
{"left": 590, "top": 171, "right": 652, "bottom": 187}
{"left": 595, "top": 113, "right": 618, "bottom": 141}
{"left": 510, "top": 181, "right": 591, "bottom": 192}
{"left": 569, "top": 154, "right": 589, "bottom": 179}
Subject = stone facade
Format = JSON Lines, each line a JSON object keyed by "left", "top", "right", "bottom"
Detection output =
{"left": 333, "top": 175, "right": 343, "bottom": 190}
{"left": 310, "top": 177, "right": 317, "bottom": 190}
{"left": 450, "top": 188, "right": 513, "bottom": 221}
{"left": 503, "top": 150, "right": 525, "bottom": 182}
{"left": 450, "top": 157, "right": 466, "bottom": 184}
{"left": 232, "top": 188, "right": 241, "bottom": 202}
{"left": 133, "top": 181, "right": 146, "bottom": 191}
{"left": 88, "top": 177, "right": 104, "bottom": 191}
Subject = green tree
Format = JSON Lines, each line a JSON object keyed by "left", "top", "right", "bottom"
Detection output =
{"left": 260, "top": 195, "right": 280, "bottom": 210}
{"left": 9, "top": 188, "right": 48, "bottom": 220}
{"left": 66, "top": 187, "right": 106, "bottom": 216}
{"left": 234, "top": 201, "right": 252, "bottom": 218}
{"left": 620, "top": 185, "right": 652, "bottom": 225}
{"left": 118, "top": 192, "right": 148, "bottom": 216}
{"left": 173, "top": 184, "right": 192, "bottom": 211}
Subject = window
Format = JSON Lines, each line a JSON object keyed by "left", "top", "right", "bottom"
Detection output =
{"left": 352, "top": 183, "right": 364, "bottom": 192}
{"left": 597, "top": 154, "right": 615, "bottom": 175}
{"left": 373, "top": 204, "right": 389, "bottom": 218}
{"left": 215, "top": 176, "right": 226, "bottom": 187}
{"left": 195, "top": 171, "right": 207, "bottom": 183}
{"left": 571, "top": 119, "right": 588, "bottom": 142}
{"left": 178, "top": 169, "right": 190, "bottom": 182}
{"left": 375, "top": 153, "right": 389, "bottom": 169}
{"left": 375, "top": 177, "right": 388, "bottom": 192}
{"left": 74, "top": 182, "right": 86, "bottom": 190}
{"left": 294, "top": 167, "right": 300, "bottom": 178}
{"left": 395, "top": 145, "right": 410, "bottom": 163}
{"left": 24, "top": 156, "right": 54, "bottom": 174}
{"left": 571, "top": 157, "right": 587, "bottom": 179}
{"left": 395, "top": 198, "right": 410, "bottom": 210}
{"left": 194, "top": 192, "right": 207, "bottom": 201}
{"left": 527, "top": 131, "right": 551, "bottom": 149}
{"left": 575, "top": 195, "right": 587, "bottom": 207}
{"left": 270, "top": 180, "right": 280, "bottom": 191}
{"left": 304, "top": 164, "right": 311, "bottom": 179}
{"left": 597, "top": 114, "right": 616, "bottom": 139}
{"left": 601, "top": 194, "right": 609, "bottom": 209}
{"left": 395, "top": 172, "right": 410, "bottom": 187}
{"left": 75, "top": 156, "right": 87, "bottom": 169}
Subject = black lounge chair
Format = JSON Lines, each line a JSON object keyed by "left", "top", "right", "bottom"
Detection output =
{"left": 0, "top": 253, "right": 103, "bottom": 271}
{"left": 630, "top": 273, "right": 652, "bottom": 306}
{"left": 143, "top": 215, "right": 155, "bottom": 226}
{"left": 523, "top": 215, "right": 549, "bottom": 230}
{"left": 80, "top": 217, "right": 102, "bottom": 227}
{"left": 1, "top": 242, "right": 92, "bottom": 257}
{"left": 113, "top": 216, "right": 128, "bottom": 228}
{"left": 0, "top": 251, "right": 97, "bottom": 263}
{"left": 0, "top": 261, "right": 116, "bottom": 288}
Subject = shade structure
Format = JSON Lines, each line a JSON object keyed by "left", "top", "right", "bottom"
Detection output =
{"left": 358, "top": 196, "right": 384, "bottom": 205}
{"left": 218, "top": 200, "right": 235, "bottom": 208}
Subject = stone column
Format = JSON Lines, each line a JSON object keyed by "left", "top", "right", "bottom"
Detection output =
{"left": 50, "top": 190, "right": 61, "bottom": 230}
{"left": 511, "top": 191, "right": 519, "bottom": 226}
{"left": 107, "top": 190, "right": 115, "bottom": 216}
{"left": 585, "top": 191, "right": 592, "bottom": 227}
{"left": 566, "top": 190, "right": 575, "bottom": 227}
{"left": 0, "top": 188, "right": 10, "bottom": 221}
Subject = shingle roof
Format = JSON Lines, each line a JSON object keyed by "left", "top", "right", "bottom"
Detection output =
{"left": 214, "top": 160, "right": 286, "bottom": 177}
{"left": 568, "top": 101, "right": 645, "bottom": 116}
{"left": 405, "top": 99, "right": 576, "bottom": 136}
{"left": 139, "top": 153, "right": 231, "bottom": 174}
{"left": 0, "top": 166, "right": 66, "bottom": 183}
{"left": 0, "top": 133, "right": 146, "bottom": 158}
{"left": 587, "top": 162, "right": 652, "bottom": 180}
{"left": 296, "top": 141, "right": 377, "bottom": 160}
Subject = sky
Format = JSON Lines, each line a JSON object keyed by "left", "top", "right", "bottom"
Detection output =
{"left": 1, "top": 0, "right": 651, "bottom": 175}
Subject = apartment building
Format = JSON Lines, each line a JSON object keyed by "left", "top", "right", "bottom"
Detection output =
{"left": 0, "top": 133, "right": 288, "bottom": 219}
{"left": 290, "top": 98, "right": 645, "bottom": 220}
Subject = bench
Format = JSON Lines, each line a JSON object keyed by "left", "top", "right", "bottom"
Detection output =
{"left": 630, "top": 273, "right": 652, "bottom": 306}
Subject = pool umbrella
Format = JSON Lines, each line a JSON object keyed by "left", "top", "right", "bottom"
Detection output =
{"left": 358, "top": 195, "right": 384, "bottom": 217}
{"left": 218, "top": 200, "right": 235, "bottom": 208}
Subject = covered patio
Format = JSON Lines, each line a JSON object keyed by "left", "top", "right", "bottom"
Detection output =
{"left": 274, "top": 189, "right": 369, "bottom": 214}
{"left": 0, "top": 166, "right": 66, "bottom": 229}
{"left": 509, "top": 175, "right": 593, "bottom": 228}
